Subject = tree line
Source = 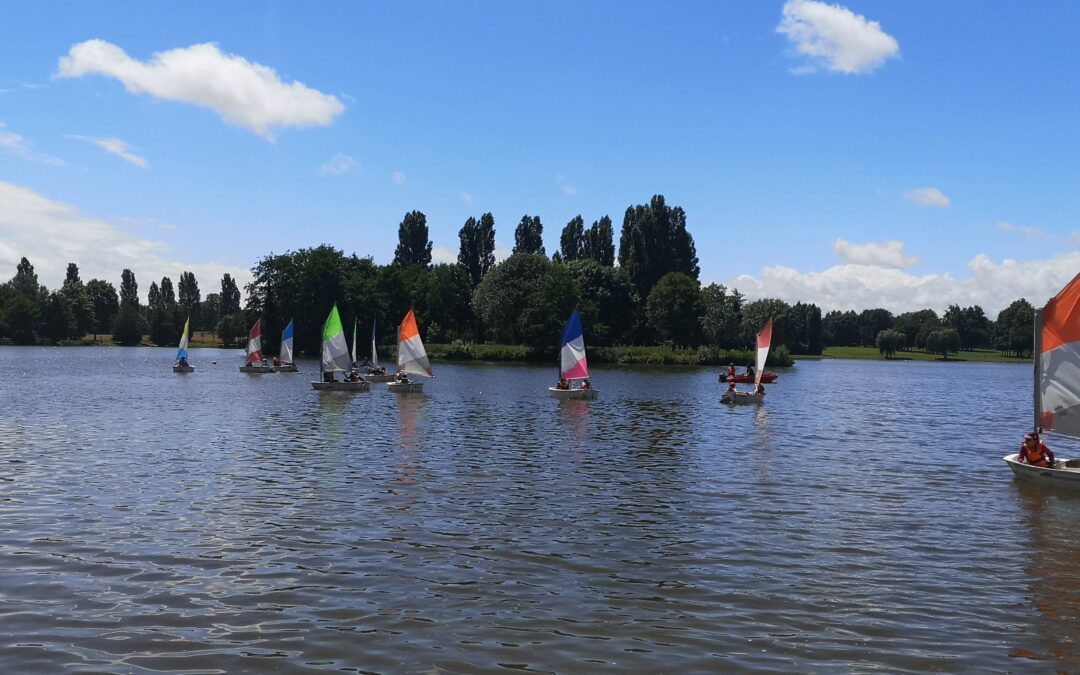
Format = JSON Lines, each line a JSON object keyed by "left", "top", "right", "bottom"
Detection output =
{"left": 0, "top": 194, "right": 1040, "bottom": 359}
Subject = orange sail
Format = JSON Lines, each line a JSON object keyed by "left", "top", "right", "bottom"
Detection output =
{"left": 1037, "top": 273, "right": 1080, "bottom": 438}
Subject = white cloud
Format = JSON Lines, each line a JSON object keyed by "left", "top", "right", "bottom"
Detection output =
{"left": 0, "top": 180, "right": 250, "bottom": 299}
{"left": 431, "top": 246, "right": 457, "bottom": 265}
{"left": 556, "top": 172, "right": 577, "bottom": 196}
{"left": 777, "top": 0, "right": 900, "bottom": 74}
{"left": 69, "top": 135, "right": 147, "bottom": 168}
{"left": 494, "top": 244, "right": 512, "bottom": 262}
{"left": 0, "top": 122, "right": 64, "bottom": 166}
{"left": 903, "top": 187, "right": 950, "bottom": 208}
{"left": 459, "top": 191, "right": 474, "bottom": 205}
{"left": 392, "top": 170, "right": 406, "bottom": 185}
{"left": 834, "top": 238, "right": 917, "bottom": 268}
{"left": 319, "top": 152, "right": 355, "bottom": 175}
{"left": 56, "top": 40, "right": 344, "bottom": 140}
{"left": 997, "top": 220, "right": 1053, "bottom": 241}
{"left": 730, "top": 251, "right": 1080, "bottom": 315}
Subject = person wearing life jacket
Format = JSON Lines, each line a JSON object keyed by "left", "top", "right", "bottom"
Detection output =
{"left": 1019, "top": 433, "right": 1055, "bottom": 468}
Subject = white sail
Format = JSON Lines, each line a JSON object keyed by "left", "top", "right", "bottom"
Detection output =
{"left": 371, "top": 320, "right": 380, "bottom": 368}
{"left": 351, "top": 320, "right": 358, "bottom": 365}
{"left": 397, "top": 309, "right": 432, "bottom": 378}
{"left": 1036, "top": 273, "right": 1080, "bottom": 439}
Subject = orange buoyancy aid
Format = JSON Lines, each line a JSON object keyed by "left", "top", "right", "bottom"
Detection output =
{"left": 1025, "top": 442, "right": 1051, "bottom": 467}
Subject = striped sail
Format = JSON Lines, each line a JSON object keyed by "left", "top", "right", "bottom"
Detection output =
{"left": 754, "top": 319, "right": 773, "bottom": 388}
{"left": 321, "top": 304, "right": 351, "bottom": 373}
{"left": 559, "top": 310, "right": 589, "bottom": 380}
{"left": 176, "top": 316, "right": 190, "bottom": 361}
{"left": 1037, "top": 273, "right": 1080, "bottom": 439}
{"left": 280, "top": 319, "right": 294, "bottom": 364}
{"left": 397, "top": 309, "right": 432, "bottom": 377}
{"left": 245, "top": 319, "right": 263, "bottom": 365}
{"left": 371, "top": 320, "right": 379, "bottom": 368}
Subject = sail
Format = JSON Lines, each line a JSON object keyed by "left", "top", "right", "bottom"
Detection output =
{"left": 280, "top": 319, "right": 294, "bottom": 364}
{"left": 351, "top": 320, "right": 358, "bottom": 365}
{"left": 1037, "top": 273, "right": 1080, "bottom": 439}
{"left": 245, "top": 319, "right": 263, "bottom": 365}
{"left": 754, "top": 319, "right": 773, "bottom": 388}
{"left": 321, "top": 304, "right": 351, "bottom": 373}
{"left": 559, "top": 310, "right": 589, "bottom": 380}
{"left": 397, "top": 309, "right": 432, "bottom": 377}
{"left": 371, "top": 320, "right": 379, "bottom": 368}
{"left": 175, "top": 315, "right": 190, "bottom": 362}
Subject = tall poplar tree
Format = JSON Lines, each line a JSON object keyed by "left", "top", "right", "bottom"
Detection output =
{"left": 393, "top": 210, "right": 432, "bottom": 268}
{"left": 513, "top": 215, "right": 545, "bottom": 255}
{"left": 559, "top": 215, "right": 585, "bottom": 262}
{"left": 618, "top": 195, "right": 699, "bottom": 299}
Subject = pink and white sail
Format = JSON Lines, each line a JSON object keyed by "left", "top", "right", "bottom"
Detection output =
{"left": 245, "top": 319, "right": 264, "bottom": 365}
{"left": 754, "top": 320, "right": 773, "bottom": 388}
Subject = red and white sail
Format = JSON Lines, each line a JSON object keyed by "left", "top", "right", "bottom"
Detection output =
{"left": 245, "top": 319, "right": 264, "bottom": 365}
{"left": 754, "top": 319, "right": 773, "bottom": 388}
{"left": 1036, "top": 273, "right": 1080, "bottom": 439}
{"left": 397, "top": 309, "right": 432, "bottom": 378}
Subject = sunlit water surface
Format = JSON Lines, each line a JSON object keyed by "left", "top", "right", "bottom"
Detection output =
{"left": 1, "top": 347, "right": 1078, "bottom": 672}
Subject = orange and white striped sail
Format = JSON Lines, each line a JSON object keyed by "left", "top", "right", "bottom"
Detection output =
{"left": 754, "top": 319, "right": 773, "bottom": 388}
{"left": 1036, "top": 272, "right": 1080, "bottom": 438}
{"left": 397, "top": 309, "right": 432, "bottom": 378}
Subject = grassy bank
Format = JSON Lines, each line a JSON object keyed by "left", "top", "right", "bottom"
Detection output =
{"left": 426, "top": 342, "right": 794, "bottom": 367}
{"left": 797, "top": 346, "right": 1030, "bottom": 363}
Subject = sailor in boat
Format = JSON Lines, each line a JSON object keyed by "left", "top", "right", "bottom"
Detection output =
{"left": 347, "top": 369, "right": 363, "bottom": 383}
{"left": 727, "top": 381, "right": 737, "bottom": 394}
{"left": 727, "top": 363, "right": 736, "bottom": 381}
{"left": 322, "top": 371, "right": 336, "bottom": 383}
{"left": 177, "top": 356, "right": 189, "bottom": 368}
{"left": 395, "top": 371, "right": 411, "bottom": 384}
{"left": 746, "top": 363, "right": 755, "bottom": 378}
{"left": 556, "top": 377, "right": 570, "bottom": 390}
{"left": 755, "top": 383, "right": 766, "bottom": 397}
{"left": 273, "top": 356, "right": 281, "bottom": 367}
{"left": 581, "top": 379, "right": 592, "bottom": 390}
{"left": 1019, "top": 432, "right": 1055, "bottom": 468}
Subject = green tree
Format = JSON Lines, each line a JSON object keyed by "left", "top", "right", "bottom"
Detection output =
{"left": 216, "top": 312, "right": 247, "bottom": 348}
{"left": 220, "top": 273, "right": 241, "bottom": 319}
{"left": 112, "top": 304, "right": 146, "bottom": 346}
{"left": 393, "top": 210, "right": 432, "bottom": 268}
{"left": 583, "top": 215, "right": 615, "bottom": 266}
{"left": 3, "top": 294, "right": 39, "bottom": 344}
{"left": 876, "top": 329, "right": 902, "bottom": 358}
{"left": 558, "top": 215, "right": 585, "bottom": 262}
{"left": 646, "top": 272, "right": 702, "bottom": 345}
{"left": 926, "top": 328, "right": 962, "bottom": 359}
{"left": 60, "top": 263, "right": 94, "bottom": 339}
{"left": 178, "top": 271, "right": 200, "bottom": 327}
{"left": 457, "top": 213, "right": 496, "bottom": 286}
{"left": 147, "top": 281, "right": 162, "bottom": 311}
{"left": 426, "top": 264, "right": 474, "bottom": 341}
{"left": 159, "top": 276, "right": 176, "bottom": 308}
{"left": 85, "top": 279, "right": 119, "bottom": 340}
{"left": 42, "top": 291, "right": 77, "bottom": 342}
{"left": 565, "top": 259, "right": 636, "bottom": 346}
{"left": 12, "top": 257, "right": 42, "bottom": 300}
{"left": 857, "top": 308, "right": 894, "bottom": 346}
{"left": 823, "top": 309, "right": 859, "bottom": 347}
{"left": 201, "top": 293, "right": 221, "bottom": 332}
{"left": 893, "top": 309, "right": 939, "bottom": 350}
{"left": 699, "top": 283, "right": 743, "bottom": 349}
{"left": 741, "top": 298, "right": 791, "bottom": 350}
{"left": 119, "top": 269, "right": 139, "bottom": 308}
{"left": 473, "top": 253, "right": 576, "bottom": 347}
{"left": 618, "top": 195, "right": 699, "bottom": 299}
{"left": 513, "top": 215, "right": 545, "bottom": 255}
{"left": 994, "top": 299, "right": 1035, "bottom": 358}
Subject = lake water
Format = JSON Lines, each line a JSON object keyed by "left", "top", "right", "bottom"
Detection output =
{"left": 1, "top": 347, "right": 1078, "bottom": 672}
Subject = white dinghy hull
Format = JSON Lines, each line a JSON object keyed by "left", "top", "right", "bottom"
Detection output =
{"left": 1004, "top": 453, "right": 1080, "bottom": 488}
{"left": 548, "top": 387, "right": 598, "bottom": 400}
{"left": 311, "top": 380, "right": 370, "bottom": 392}
{"left": 387, "top": 381, "right": 424, "bottom": 393}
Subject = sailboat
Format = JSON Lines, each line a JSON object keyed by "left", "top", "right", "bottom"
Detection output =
{"left": 366, "top": 320, "right": 394, "bottom": 382}
{"left": 172, "top": 315, "right": 194, "bottom": 372}
{"left": 239, "top": 318, "right": 275, "bottom": 372}
{"left": 548, "top": 310, "right": 598, "bottom": 400}
{"left": 276, "top": 319, "right": 299, "bottom": 372}
{"left": 311, "top": 304, "right": 369, "bottom": 391}
{"left": 387, "top": 308, "right": 431, "bottom": 393}
{"left": 723, "top": 319, "right": 772, "bottom": 405}
{"left": 1004, "top": 273, "right": 1080, "bottom": 486}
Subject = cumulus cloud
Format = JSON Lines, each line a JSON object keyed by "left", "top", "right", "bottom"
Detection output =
{"left": 0, "top": 180, "right": 250, "bottom": 299}
{"left": 903, "top": 187, "right": 950, "bottom": 207}
{"left": 730, "top": 251, "right": 1080, "bottom": 315}
{"left": 392, "top": 170, "right": 406, "bottom": 185}
{"left": 0, "top": 121, "right": 64, "bottom": 165}
{"left": 319, "top": 152, "right": 355, "bottom": 175}
{"left": 431, "top": 246, "right": 458, "bottom": 265}
{"left": 834, "top": 238, "right": 917, "bottom": 268}
{"left": 56, "top": 40, "right": 344, "bottom": 140}
{"left": 69, "top": 135, "right": 147, "bottom": 167}
{"left": 777, "top": 0, "right": 900, "bottom": 74}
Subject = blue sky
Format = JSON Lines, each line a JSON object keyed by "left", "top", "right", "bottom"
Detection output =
{"left": 1, "top": 1, "right": 1078, "bottom": 313}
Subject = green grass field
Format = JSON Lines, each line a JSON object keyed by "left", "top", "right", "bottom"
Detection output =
{"left": 802, "top": 346, "right": 1030, "bottom": 363}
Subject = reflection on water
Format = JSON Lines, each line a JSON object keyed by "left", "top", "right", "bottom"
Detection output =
{"left": 0, "top": 348, "right": 1076, "bottom": 671}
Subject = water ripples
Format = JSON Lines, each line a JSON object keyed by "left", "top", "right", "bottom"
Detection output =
{"left": 0, "top": 348, "right": 1077, "bottom": 671}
